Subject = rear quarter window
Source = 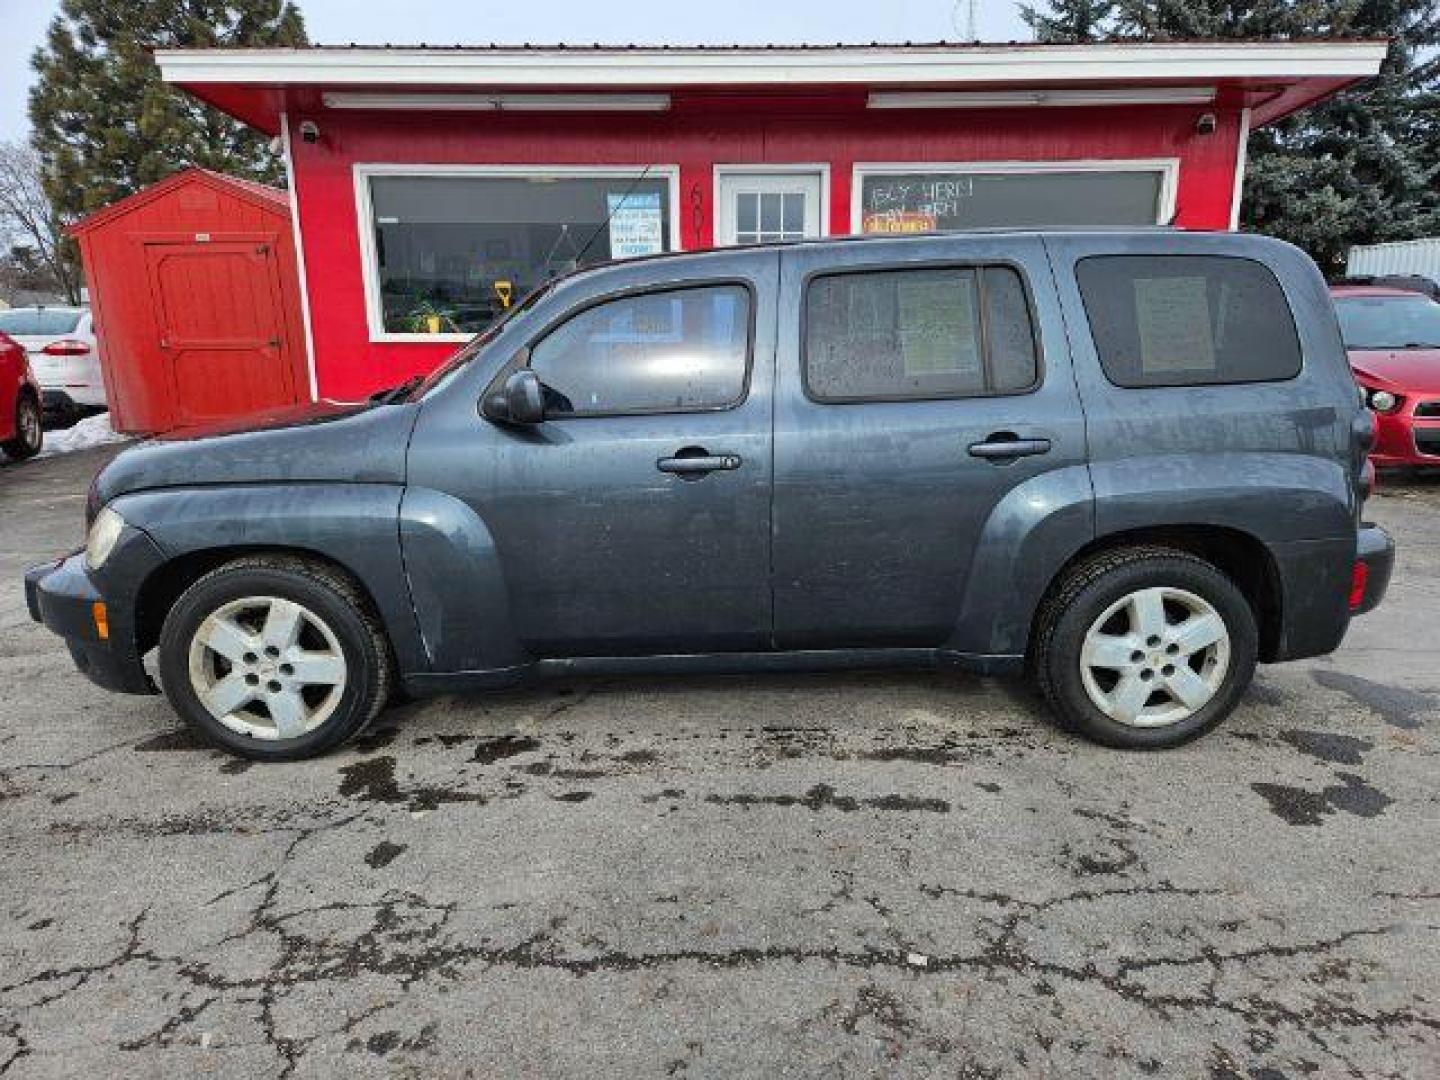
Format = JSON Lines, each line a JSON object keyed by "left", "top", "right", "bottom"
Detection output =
{"left": 1075, "top": 255, "right": 1301, "bottom": 388}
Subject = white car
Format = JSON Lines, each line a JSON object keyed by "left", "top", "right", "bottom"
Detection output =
{"left": 0, "top": 307, "right": 105, "bottom": 420}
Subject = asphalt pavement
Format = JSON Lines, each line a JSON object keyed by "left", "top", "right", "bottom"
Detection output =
{"left": 2, "top": 445, "right": 1437, "bottom": 1078}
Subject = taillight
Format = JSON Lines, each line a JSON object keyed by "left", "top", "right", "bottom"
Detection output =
{"left": 1348, "top": 561, "right": 1369, "bottom": 611}
{"left": 43, "top": 339, "right": 90, "bottom": 356}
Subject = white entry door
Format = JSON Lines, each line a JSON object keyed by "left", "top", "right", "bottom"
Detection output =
{"left": 716, "top": 169, "right": 826, "bottom": 246}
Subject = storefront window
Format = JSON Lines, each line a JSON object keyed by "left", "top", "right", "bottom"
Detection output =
{"left": 857, "top": 167, "right": 1167, "bottom": 233}
{"left": 366, "top": 172, "right": 673, "bottom": 336}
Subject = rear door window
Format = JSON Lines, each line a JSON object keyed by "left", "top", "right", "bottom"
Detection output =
{"left": 804, "top": 265, "right": 1039, "bottom": 401}
{"left": 1075, "top": 255, "right": 1301, "bottom": 387}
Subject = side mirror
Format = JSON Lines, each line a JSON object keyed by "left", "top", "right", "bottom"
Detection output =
{"left": 491, "top": 368, "right": 545, "bottom": 425}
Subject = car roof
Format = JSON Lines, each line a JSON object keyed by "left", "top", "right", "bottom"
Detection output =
{"left": 554, "top": 226, "right": 1197, "bottom": 283}
{"left": 660, "top": 225, "right": 1180, "bottom": 260}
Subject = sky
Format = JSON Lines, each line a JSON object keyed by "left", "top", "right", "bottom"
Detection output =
{"left": 0, "top": 0, "right": 1032, "bottom": 145}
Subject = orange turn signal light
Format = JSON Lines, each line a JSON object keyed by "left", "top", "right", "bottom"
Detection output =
{"left": 92, "top": 601, "right": 110, "bottom": 640}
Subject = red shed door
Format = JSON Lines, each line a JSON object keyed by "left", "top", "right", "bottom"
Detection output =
{"left": 144, "top": 240, "right": 296, "bottom": 425}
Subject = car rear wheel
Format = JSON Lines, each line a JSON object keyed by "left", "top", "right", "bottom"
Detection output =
{"left": 158, "top": 555, "right": 392, "bottom": 760}
{"left": 1033, "top": 546, "right": 1257, "bottom": 749}
{"left": 3, "top": 393, "right": 43, "bottom": 460}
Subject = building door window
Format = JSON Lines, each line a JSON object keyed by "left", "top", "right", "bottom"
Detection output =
{"left": 716, "top": 169, "right": 826, "bottom": 246}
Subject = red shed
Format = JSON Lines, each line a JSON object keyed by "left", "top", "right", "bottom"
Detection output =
{"left": 154, "top": 41, "right": 1386, "bottom": 405}
{"left": 71, "top": 168, "right": 307, "bottom": 433}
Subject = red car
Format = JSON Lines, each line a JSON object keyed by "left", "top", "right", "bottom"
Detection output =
{"left": 1331, "top": 284, "right": 1440, "bottom": 468}
{"left": 1, "top": 329, "right": 43, "bottom": 461}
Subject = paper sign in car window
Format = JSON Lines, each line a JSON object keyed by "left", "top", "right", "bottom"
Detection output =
{"left": 898, "top": 275, "right": 981, "bottom": 376}
{"left": 1134, "top": 277, "right": 1214, "bottom": 373}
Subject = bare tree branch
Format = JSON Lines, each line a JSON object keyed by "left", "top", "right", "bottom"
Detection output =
{"left": 0, "top": 141, "right": 82, "bottom": 304}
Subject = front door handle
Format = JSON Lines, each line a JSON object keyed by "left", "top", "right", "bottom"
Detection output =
{"left": 967, "top": 433, "right": 1052, "bottom": 461}
{"left": 657, "top": 450, "right": 742, "bottom": 476}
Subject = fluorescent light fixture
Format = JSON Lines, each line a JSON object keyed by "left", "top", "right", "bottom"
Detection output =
{"left": 323, "top": 92, "right": 670, "bottom": 112}
{"left": 868, "top": 87, "right": 1217, "bottom": 109}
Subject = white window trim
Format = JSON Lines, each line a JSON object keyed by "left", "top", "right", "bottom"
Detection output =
{"left": 353, "top": 163, "right": 682, "bottom": 344}
{"left": 850, "top": 158, "right": 1181, "bottom": 233}
{"left": 712, "top": 164, "right": 832, "bottom": 247}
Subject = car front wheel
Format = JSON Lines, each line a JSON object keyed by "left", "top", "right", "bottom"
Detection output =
{"left": 1033, "top": 546, "right": 1257, "bottom": 749}
{"left": 158, "top": 555, "right": 392, "bottom": 760}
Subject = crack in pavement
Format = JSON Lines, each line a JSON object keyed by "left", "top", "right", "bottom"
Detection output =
{"left": 8, "top": 871, "right": 1431, "bottom": 1078}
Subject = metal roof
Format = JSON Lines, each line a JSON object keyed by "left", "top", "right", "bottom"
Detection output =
{"left": 156, "top": 39, "right": 1389, "bottom": 136}
{"left": 164, "top": 38, "right": 1390, "bottom": 51}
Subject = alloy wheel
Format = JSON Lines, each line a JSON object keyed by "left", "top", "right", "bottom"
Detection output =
{"left": 187, "top": 595, "right": 348, "bottom": 739}
{"left": 1078, "top": 586, "right": 1230, "bottom": 728}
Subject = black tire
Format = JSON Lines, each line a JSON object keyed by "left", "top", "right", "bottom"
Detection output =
{"left": 157, "top": 555, "right": 393, "bottom": 761}
{"left": 2, "top": 393, "right": 43, "bottom": 461}
{"left": 1032, "top": 545, "right": 1258, "bottom": 749}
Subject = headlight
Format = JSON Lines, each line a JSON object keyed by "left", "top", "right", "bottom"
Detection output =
{"left": 1368, "top": 389, "right": 1400, "bottom": 413}
{"left": 85, "top": 507, "right": 126, "bottom": 570}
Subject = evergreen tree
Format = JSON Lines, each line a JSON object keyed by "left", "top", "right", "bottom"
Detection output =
{"left": 1020, "top": 0, "right": 1117, "bottom": 43}
{"left": 29, "top": 0, "right": 307, "bottom": 225}
{"left": 1019, "top": 0, "right": 1440, "bottom": 274}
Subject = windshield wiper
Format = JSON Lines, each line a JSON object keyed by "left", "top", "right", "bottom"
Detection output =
{"left": 369, "top": 375, "right": 424, "bottom": 406}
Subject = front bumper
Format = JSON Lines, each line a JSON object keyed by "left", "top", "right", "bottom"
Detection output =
{"left": 25, "top": 533, "right": 164, "bottom": 696}
{"left": 1352, "top": 523, "right": 1394, "bottom": 616}
{"left": 1369, "top": 407, "right": 1440, "bottom": 467}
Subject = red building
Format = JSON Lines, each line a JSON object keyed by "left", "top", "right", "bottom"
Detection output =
{"left": 158, "top": 41, "right": 1385, "bottom": 404}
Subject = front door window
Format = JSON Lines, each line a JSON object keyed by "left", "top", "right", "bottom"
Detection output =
{"left": 530, "top": 285, "right": 752, "bottom": 415}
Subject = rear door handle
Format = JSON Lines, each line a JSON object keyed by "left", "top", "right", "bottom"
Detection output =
{"left": 967, "top": 434, "right": 1052, "bottom": 461}
{"left": 657, "top": 453, "right": 742, "bottom": 475}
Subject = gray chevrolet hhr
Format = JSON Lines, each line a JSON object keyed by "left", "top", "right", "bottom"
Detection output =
{"left": 26, "top": 231, "right": 1393, "bottom": 760}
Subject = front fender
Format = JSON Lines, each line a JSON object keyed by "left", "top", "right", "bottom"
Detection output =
{"left": 114, "top": 483, "right": 427, "bottom": 673}
{"left": 398, "top": 487, "right": 526, "bottom": 673}
{"left": 945, "top": 464, "right": 1095, "bottom": 658}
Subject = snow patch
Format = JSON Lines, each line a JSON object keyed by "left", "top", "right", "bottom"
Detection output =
{"left": 38, "top": 412, "right": 129, "bottom": 458}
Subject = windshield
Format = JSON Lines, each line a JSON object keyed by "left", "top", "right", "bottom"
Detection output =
{"left": 1335, "top": 295, "right": 1440, "bottom": 350}
{"left": 0, "top": 309, "right": 82, "bottom": 336}
{"left": 412, "top": 281, "right": 554, "bottom": 399}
